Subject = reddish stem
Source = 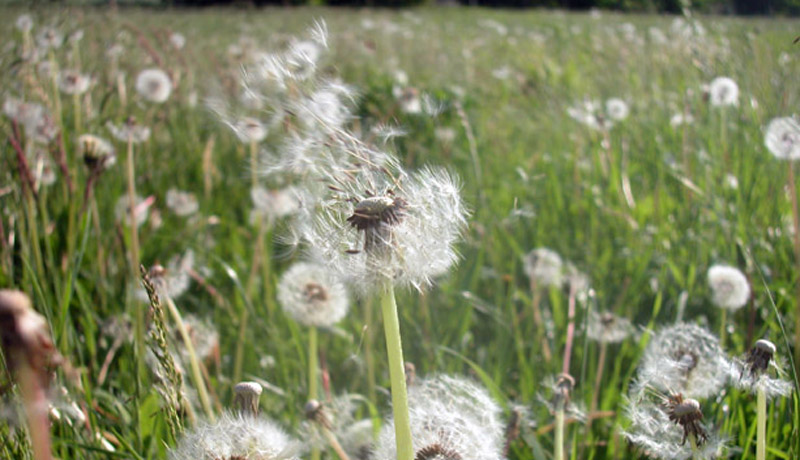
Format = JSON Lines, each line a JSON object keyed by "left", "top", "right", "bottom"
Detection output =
{"left": 562, "top": 285, "right": 577, "bottom": 376}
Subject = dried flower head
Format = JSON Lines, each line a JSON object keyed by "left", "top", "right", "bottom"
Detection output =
{"left": 706, "top": 265, "right": 750, "bottom": 311}
{"left": 166, "top": 189, "right": 199, "bottom": 217}
{"left": 107, "top": 118, "right": 151, "bottom": 144}
{"left": 277, "top": 261, "right": 349, "bottom": 328}
{"left": 58, "top": 70, "right": 91, "bottom": 95}
{"left": 707, "top": 77, "right": 738, "bottom": 107}
{"left": 732, "top": 339, "right": 793, "bottom": 400}
{"left": 375, "top": 374, "right": 504, "bottom": 460}
{"left": 664, "top": 394, "right": 707, "bottom": 446}
{"left": 587, "top": 311, "right": 635, "bottom": 343}
{"left": 233, "top": 381, "right": 263, "bottom": 417}
{"left": 168, "top": 411, "right": 302, "bottom": 460}
{"left": 522, "top": 248, "right": 564, "bottom": 288}
{"left": 78, "top": 134, "right": 116, "bottom": 171}
{"left": 632, "top": 323, "right": 730, "bottom": 399}
{"left": 302, "top": 165, "right": 467, "bottom": 294}
{"left": 764, "top": 117, "right": 800, "bottom": 161}
{"left": 135, "top": 68, "right": 172, "bottom": 103}
{"left": 0, "top": 290, "right": 58, "bottom": 386}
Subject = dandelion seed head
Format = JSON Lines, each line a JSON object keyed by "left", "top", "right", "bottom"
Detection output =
{"left": 36, "top": 27, "right": 63, "bottom": 50}
{"left": 135, "top": 68, "right": 172, "bottom": 103}
{"left": 587, "top": 311, "right": 634, "bottom": 343}
{"left": 708, "top": 77, "right": 738, "bottom": 107}
{"left": 765, "top": 117, "right": 800, "bottom": 161}
{"left": 233, "top": 117, "right": 268, "bottom": 143}
{"left": 277, "top": 262, "right": 349, "bottom": 328}
{"left": 251, "top": 186, "right": 301, "bottom": 223}
{"left": 169, "top": 411, "right": 302, "bottom": 460}
{"left": 169, "top": 32, "right": 186, "bottom": 50}
{"left": 707, "top": 264, "right": 749, "bottom": 311}
{"left": 632, "top": 323, "right": 730, "bottom": 399}
{"left": 605, "top": 98, "right": 629, "bottom": 121}
{"left": 166, "top": 189, "right": 199, "bottom": 217}
{"left": 375, "top": 374, "right": 504, "bottom": 460}
{"left": 522, "top": 248, "right": 564, "bottom": 288}
{"left": 732, "top": 339, "right": 793, "bottom": 400}
{"left": 107, "top": 119, "right": 151, "bottom": 144}
{"left": 78, "top": 134, "right": 116, "bottom": 171}
{"left": 302, "top": 165, "right": 466, "bottom": 294}
{"left": 16, "top": 15, "right": 33, "bottom": 33}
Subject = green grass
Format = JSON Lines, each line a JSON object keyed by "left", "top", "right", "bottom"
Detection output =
{"left": 1, "top": 5, "right": 799, "bottom": 460}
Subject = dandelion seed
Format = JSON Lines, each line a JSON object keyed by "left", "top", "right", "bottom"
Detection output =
{"left": 632, "top": 323, "right": 730, "bottom": 399}
{"left": 707, "top": 77, "right": 738, "bottom": 107}
{"left": 169, "top": 411, "right": 302, "bottom": 460}
{"left": 706, "top": 265, "right": 749, "bottom": 311}
{"left": 277, "top": 261, "right": 349, "bottom": 328}
{"left": 522, "top": 248, "right": 564, "bottom": 288}
{"left": 166, "top": 188, "right": 199, "bottom": 217}
{"left": 764, "top": 117, "right": 800, "bottom": 160}
{"left": 135, "top": 68, "right": 172, "bottom": 103}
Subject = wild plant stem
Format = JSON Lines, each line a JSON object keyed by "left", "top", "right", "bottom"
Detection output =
{"left": 788, "top": 164, "right": 800, "bottom": 369}
{"left": 164, "top": 295, "right": 215, "bottom": 421}
{"left": 529, "top": 281, "right": 552, "bottom": 363}
{"left": 364, "top": 296, "right": 377, "bottom": 405}
{"left": 125, "top": 136, "right": 145, "bottom": 381}
{"left": 380, "top": 281, "right": 413, "bottom": 460}
{"left": 72, "top": 92, "right": 81, "bottom": 133}
{"left": 554, "top": 406, "right": 565, "bottom": 460}
{"left": 250, "top": 140, "right": 258, "bottom": 190}
{"left": 17, "top": 362, "right": 53, "bottom": 460}
{"left": 590, "top": 341, "right": 607, "bottom": 415}
{"left": 757, "top": 386, "right": 767, "bottom": 460}
{"left": 718, "top": 308, "right": 728, "bottom": 347}
{"left": 322, "top": 425, "right": 352, "bottom": 460}
{"left": 562, "top": 286, "right": 577, "bottom": 375}
{"left": 309, "top": 326, "right": 320, "bottom": 460}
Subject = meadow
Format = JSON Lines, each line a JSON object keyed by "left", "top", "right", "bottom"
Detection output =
{"left": 0, "top": 5, "right": 799, "bottom": 460}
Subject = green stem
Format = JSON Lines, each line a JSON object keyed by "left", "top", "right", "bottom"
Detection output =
{"left": 126, "top": 136, "right": 145, "bottom": 383}
{"left": 719, "top": 308, "right": 728, "bottom": 347}
{"left": 250, "top": 140, "right": 258, "bottom": 190}
{"left": 165, "top": 296, "right": 215, "bottom": 421}
{"left": 757, "top": 387, "right": 766, "bottom": 460}
{"left": 72, "top": 92, "right": 81, "bottom": 134}
{"left": 689, "top": 433, "right": 699, "bottom": 460}
{"left": 364, "top": 296, "right": 377, "bottom": 405}
{"left": 309, "top": 326, "right": 321, "bottom": 460}
{"left": 554, "top": 406, "right": 565, "bottom": 460}
{"left": 380, "top": 282, "right": 413, "bottom": 460}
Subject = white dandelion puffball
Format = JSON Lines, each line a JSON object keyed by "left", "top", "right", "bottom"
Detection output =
{"left": 632, "top": 323, "right": 731, "bottom": 399}
{"left": 587, "top": 311, "right": 635, "bottom": 343}
{"left": 277, "top": 262, "right": 349, "bottom": 328}
{"left": 708, "top": 77, "right": 738, "bottom": 107}
{"left": 301, "top": 165, "right": 467, "bottom": 294}
{"left": 168, "top": 412, "right": 301, "bottom": 460}
{"left": 135, "top": 68, "right": 172, "bottom": 103}
{"left": 233, "top": 117, "right": 268, "bottom": 143}
{"left": 606, "top": 98, "right": 629, "bottom": 121}
{"left": 765, "top": 117, "right": 800, "bottom": 160}
{"left": 58, "top": 70, "right": 91, "bottom": 95}
{"left": 522, "top": 247, "right": 564, "bottom": 288}
{"left": 107, "top": 120, "right": 151, "bottom": 144}
{"left": 166, "top": 188, "right": 199, "bottom": 217}
{"left": 375, "top": 374, "right": 504, "bottom": 460}
{"left": 707, "top": 264, "right": 750, "bottom": 311}
{"left": 16, "top": 15, "right": 33, "bottom": 32}
{"left": 169, "top": 32, "right": 186, "bottom": 50}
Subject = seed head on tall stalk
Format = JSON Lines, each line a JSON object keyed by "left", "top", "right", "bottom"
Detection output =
{"left": 298, "top": 156, "right": 467, "bottom": 460}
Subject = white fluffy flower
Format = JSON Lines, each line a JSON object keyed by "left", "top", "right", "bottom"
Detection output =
{"left": 107, "top": 120, "right": 151, "bottom": 144}
{"left": 605, "top": 98, "right": 629, "bottom": 121}
{"left": 135, "top": 68, "right": 172, "bottom": 103}
{"left": 166, "top": 189, "right": 199, "bottom": 217}
{"left": 764, "top": 117, "right": 800, "bottom": 161}
{"left": 233, "top": 117, "right": 268, "bottom": 143}
{"left": 16, "top": 15, "right": 33, "bottom": 32}
{"left": 114, "top": 194, "right": 153, "bottom": 228}
{"left": 586, "top": 311, "right": 635, "bottom": 343}
{"left": 708, "top": 77, "right": 738, "bottom": 107}
{"left": 251, "top": 186, "right": 301, "bottom": 223}
{"left": 169, "top": 412, "right": 302, "bottom": 460}
{"left": 169, "top": 32, "right": 186, "bottom": 50}
{"left": 632, "top": 323, "right": 731, "bottom": 399}
{"left": 277, "top": 262, "right": 349, "bottom": 328}
{"left": 707, "top": 264, "right": 750, "bottom": 311}
{"left": 522, "top": 247, "right": 564, "bottom": 288}
{"left": 375, "top": 374, "right": 504, "bottom": 460}
{"left": 301, "top": 165, "right": 467, "bottom": 294}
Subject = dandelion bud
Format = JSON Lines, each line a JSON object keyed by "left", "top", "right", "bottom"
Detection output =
{"left": 233, "top": 381, "right": 262, "bottom": 417}
{"left": 707, "top": 264, "right": 750, "bottom": 311}
{"left": 135, "top": 68, "right": 172, "bottom": 103}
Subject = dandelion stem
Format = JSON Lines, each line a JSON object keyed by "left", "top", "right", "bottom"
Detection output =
{"left": 757, "top": 386, "right": 767, "bottom": 460}
{"left": 72, "top": 92, "right": 81, "bottom": 133}
{"left": 164, "top": 295, "right": 215, "bottom": 421}
{"left": 562, "top": 285, "right": 577, "bottom": 375}
{"left": 322, "top": 425, "right": 352, "bottom": 460}
{"left": 380, "top": 281, "right": 413, "bottom": 460}
{"left": 554, "top": 405, "right": 565, "bottom": 460}
{"left": 364, "top": 296, "right": 377, "bottom": 405}
{"left": 17, "top": 361, "right": 53, "bottom": 460}
{"left": 719, "top": 308, "right": 728, "bottom": 347}
{"left": 590, "top": 341, "right": 607, "bottom": 415}
{"left": 125, "top": 135, "right": 145, "bottom": 381}
{"left": 250, "top": 140, "right": 258, "bottom": 190}
{"left": 529, "top": 281, "right": 552, "bottom": 363}
{"left": 788, "top": 164, "right": 800, "bottom": 369}
{"left": 688, "top": 433, "right": 700, "bottom": 460}
{"left": 309, "top": 326, "right": 319, "bottom": 401}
